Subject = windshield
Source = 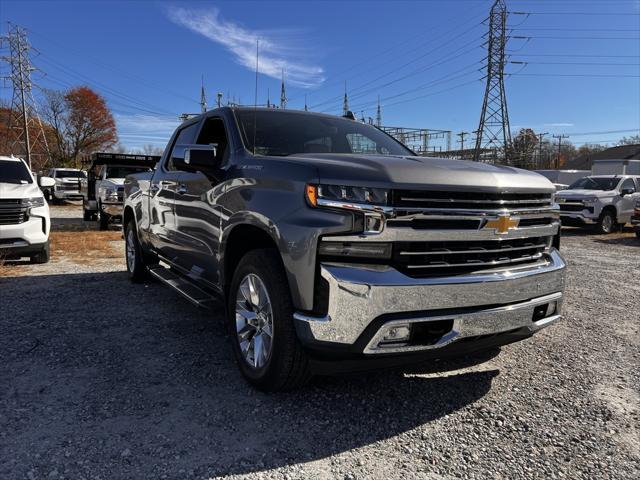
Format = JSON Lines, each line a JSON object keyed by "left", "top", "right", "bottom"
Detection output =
{"left": 105, "top": 166, "right": 151, "bottom": 178}
{"left": 55, "top": 169, "right": 86, "bottom": 178}
{"left": 0, "top": 160, "right": 33, "bottom": 184}
{"left": 568, "top": 177, "right": 619, "bottom": 191}
{"left": 235, "top": 110, "right": 413, "bottom": 157}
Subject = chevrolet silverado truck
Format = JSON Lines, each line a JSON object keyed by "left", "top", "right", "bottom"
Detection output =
{"left": 81, "top": 153, "right": 157, "bottom": 229}
{"left": 555, "top": 175, "right": 640, "bottom": 234}
{"left": 45, "top": 167, "right": 86, "bottom": 203}
{"left": 123, "top": 107, "right": 566, "bottom": 391}
{"left": 0, "top": 155, "right": 54, "bottom": 263}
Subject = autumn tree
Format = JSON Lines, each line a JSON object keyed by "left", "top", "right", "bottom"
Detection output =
{"left": 42, "top": 86, "right": 117, "bottom": 167}
{"left": 512, "top": 128, "right": 539, "bottom": 167}
{"left": 617, "top": 134, "right": 640, "bottom": 146}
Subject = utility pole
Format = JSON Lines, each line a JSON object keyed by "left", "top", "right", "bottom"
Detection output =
{"left": 376, "top": 96, "right": 382, "bottom": 127}
{"left": 342, "top": 81, "right": 349, "bottom": 116}
{"left": 457, "top": 131, "right": 469, "bottom": 158}
{"left": 474, "top": 0, "right": 512, "bottom": 164}
{"left": 553, "top": 134, "right": 569, "bottom": 169}
{"left": 304, "top": 94, "right": 308, "bottom": 111}
{"left": 0, "top": 24, "right": 51, "bottom": 170}
{"left": 216, "top": 92, "right": 223, "bottom": 108}
{"left": 537, "top": 132, "right": 548, "bottom": 168}
{"left": 280, "top": 68, "right": 287, "bottom": 109}
{"left": 200, "top": 76, "right": 207, "bottom": 113}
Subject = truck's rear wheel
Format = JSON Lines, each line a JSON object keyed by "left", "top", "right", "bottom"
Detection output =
{"left": 83, "top": 209, "right": 93, "bottom": 221}
{"left": 227, "top": 249, "right": 309, "bottom": 392}
{"left": 125, "top": 220, "right": 148, "bottom": 282}
{"left": 596, "top": 210, "right": 616, "bottom": 234}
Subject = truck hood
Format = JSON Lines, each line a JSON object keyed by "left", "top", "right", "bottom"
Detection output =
{"left": 556, "top": 189, "right": 613, "bottom": 198}
{"left": 0, "top": 182, "right": 43, "bottom": 199}
{"left": 102, "top": 178, "right": 125, "bottom": 186}
{"left": 285, "top": 154, "right": 554, "bottom": 193}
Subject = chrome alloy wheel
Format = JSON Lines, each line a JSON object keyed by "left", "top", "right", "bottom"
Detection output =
{"left": 235, "top": 274, "right": 274, "bottom": 369}
{"left": 126, "top": 228, "right": 136, "bottom": 272}
{"left": 602, "top": 214, "right": 614, "bottom": 233}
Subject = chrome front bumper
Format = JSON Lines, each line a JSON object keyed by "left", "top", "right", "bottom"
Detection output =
{"left": 560, "top": 212, "right": 597, "bottom": 224}
{"left": 294, "top": 249, "right": 566, "bottom": 354}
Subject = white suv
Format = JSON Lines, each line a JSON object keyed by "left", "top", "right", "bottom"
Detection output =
{"left": 0, "top": 156, "right": 55, "bottom": 263}
{"left": 555, "top": 175, "right": 640, "bottom": 234}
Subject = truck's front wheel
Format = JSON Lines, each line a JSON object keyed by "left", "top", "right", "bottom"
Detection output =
{"left": 125, "top": 220, "right": 148, "bottom": 282}
{"left": 227, "top": 249, "right": 309, "bottom": 392}
{"left": 596, "top": 209, "right": 617, "bottom": 234}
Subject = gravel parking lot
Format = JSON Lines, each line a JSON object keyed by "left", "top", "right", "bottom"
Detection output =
{"left": 1, "top": 204, "right": 639, "bottom": 480}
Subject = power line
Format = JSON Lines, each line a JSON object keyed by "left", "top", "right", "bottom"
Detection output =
{"left": 509, "top": 53, "right": 640, "bottom": 58}
{"left": 508, "top": 72, "right": 640, "bottom": 78}
{"left": 512, "top": 35, "right": 640, "bottom": 40}
{"left": 511, "top": 61, "right": 640, "bottom": 66}
{"left": 510, "top": 11, "right": 640, "bottom": 16}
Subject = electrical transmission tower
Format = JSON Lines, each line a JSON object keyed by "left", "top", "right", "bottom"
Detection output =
{"left": 0, "top": 24, "right": 51, "bottom": 170}
{"left": 474, "top": 0, "right": 512, "bottom": 164}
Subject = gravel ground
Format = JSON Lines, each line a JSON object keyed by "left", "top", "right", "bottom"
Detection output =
{"left": 1, "top": 205, "right": 639, "bottom": 480}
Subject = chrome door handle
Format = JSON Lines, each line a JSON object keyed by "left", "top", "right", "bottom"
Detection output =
{"left": 177, "top": 184, "right": 188, "bottom": 195}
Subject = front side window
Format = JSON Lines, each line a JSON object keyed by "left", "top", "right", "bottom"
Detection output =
{"left": 166, "top": 122, "right": 200, "bottom": 171}
{"left": 235, "top": 110, "right": 413, "bottom": 157}
{"left": 0, "top": 160, "right": 33, "bottom": 184}
{"left": 620, "top": 178, "right": 637, "bottom": 193}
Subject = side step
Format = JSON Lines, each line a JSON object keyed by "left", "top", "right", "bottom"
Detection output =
{"left": 148, "top": 265, "right": 216, "bottom": 309}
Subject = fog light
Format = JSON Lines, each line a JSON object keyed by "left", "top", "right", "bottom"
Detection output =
{"left": 318, "top": 241, "right": 392, "bottom": 259}
{"left": 546, "top": 301, "right": 557, "bottom": 316}
{"left": 381, "top": 324, "right": 411, "bottom": 343}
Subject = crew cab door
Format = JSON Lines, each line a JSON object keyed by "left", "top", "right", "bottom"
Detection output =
{"left": 147, "top": 121, "right": 200, "bottom": 263}
{"left": 172, "top": 116, "right": 230, "bottom": 288}
{"left": 618, "top": 178, "right": 640, "bottom": 223}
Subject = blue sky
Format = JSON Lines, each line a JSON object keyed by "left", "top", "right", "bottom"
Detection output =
{"left": 2, "top": 0, "right": 639, "bottom": 151}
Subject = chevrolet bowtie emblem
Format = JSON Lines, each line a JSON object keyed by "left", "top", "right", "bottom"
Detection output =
{"left": 485, "top": 215, "right": 519, "bottom": 234}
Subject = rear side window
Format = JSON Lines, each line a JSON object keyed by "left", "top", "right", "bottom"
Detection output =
{"left": 166, "top": 122, "right": 200, "bottom": 171}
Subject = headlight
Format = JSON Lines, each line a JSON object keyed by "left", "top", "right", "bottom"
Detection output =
{"left": 306, "top": 184, "right": 391, "bottom": 234}
{"left": 100, "top": 187, "right": 118, "bottom": 201}
{"left": 21, "top": 197, "right": 45, "bottom": 208}
{"left": 582, "top": 197, "right": 598, "bottom": 205}
{"left": 306, "top": 184, "right": 390, "bottom": 208}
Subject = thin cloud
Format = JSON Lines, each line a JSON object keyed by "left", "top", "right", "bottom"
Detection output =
{"left": 115, "top": 113, "right": 179, "bottom": 149}
{"left": 167, "top": 6, "right": 324, "bottom": 88}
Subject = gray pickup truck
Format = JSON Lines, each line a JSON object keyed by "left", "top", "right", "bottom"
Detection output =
{"left": 123, "top": 107, "right": 566, "bottom": 391}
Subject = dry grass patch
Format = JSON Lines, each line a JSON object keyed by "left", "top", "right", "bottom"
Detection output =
{"left": 50, "top": 231, "right": 123, "bottom": 264}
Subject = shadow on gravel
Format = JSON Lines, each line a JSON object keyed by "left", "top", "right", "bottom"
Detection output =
{"left": 1, "top": 271, "right": 498, "bottom": 479}
{"left": 592, "top": 235, "right": 640, "bottom": 247}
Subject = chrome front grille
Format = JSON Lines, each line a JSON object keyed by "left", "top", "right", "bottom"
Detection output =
{"left": 0, "top": 199, "right": 28, "bottom": 225}
{"left": 393, "top": 190, "right": 553, "bottom": 210}
{"left": 559, "top": 203, "right": 589, "bottom": 212}
{"left": 393, "top": 236, "right": 551, "bottom": 277}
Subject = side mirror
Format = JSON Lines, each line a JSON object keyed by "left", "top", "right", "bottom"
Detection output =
{"left": 39, "top": 176, "right": 55, "bottom": 188}
{"left": 621, "top": 187, "right": 635, "bottom": 196}
{"left": 172, "top": 144, "right": 219, "bottom": 175}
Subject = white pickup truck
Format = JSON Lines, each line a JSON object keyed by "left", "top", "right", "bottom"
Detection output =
{"left": 555, "top": 175, "right": 640, "bottom": 233}
{"left": 45, "top": 168, "right": 86, "bottom": 203}
{"left": 80, "top": 153, "right": 157, "bottom": 230}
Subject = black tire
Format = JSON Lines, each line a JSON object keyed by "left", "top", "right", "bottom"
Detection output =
{"left": 124, "top": 220, "right": 148, "bottom": 282}
{"left": 99, "top": 210, "right": 109, "bottom": 230}
{"left": 635, "top": 230, "right": 640, "bottom": 239}
{"left": 226, "top": 248, "right": 310, "bottom": 392}
{"left": 83, "top": 209, "right": 93, "bottom": 221}
{"left": 30, "top": 241, "right": 50, "bottom": 264}
{"left": 43, "top": 190, "right": 51, "bottom": 202}
{"left": 596, "top": 209, "right": 616, "bottom": 234}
